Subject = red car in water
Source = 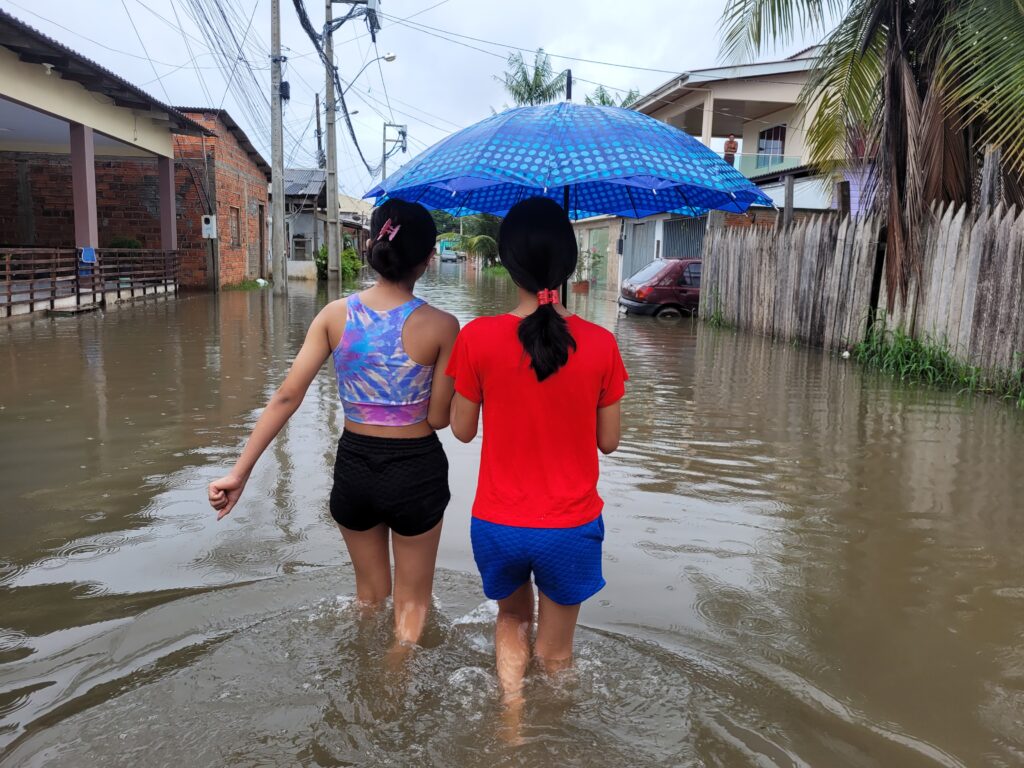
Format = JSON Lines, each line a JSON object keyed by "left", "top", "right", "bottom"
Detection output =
{"left": 618, "top": 258, "right": 702, "bottom": 318}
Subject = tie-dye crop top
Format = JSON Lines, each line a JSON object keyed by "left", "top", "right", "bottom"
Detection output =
{"left": 332, "top": 294, "right": 434, "bottom": 426}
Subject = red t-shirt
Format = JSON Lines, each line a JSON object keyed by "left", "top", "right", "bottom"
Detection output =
{"left": 446, "top": 314, "right": 628, "bottom": 528}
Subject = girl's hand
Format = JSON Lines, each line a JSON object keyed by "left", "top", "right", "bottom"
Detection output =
{"left": 209, "top": 473, "right": 247, "bottom": 520}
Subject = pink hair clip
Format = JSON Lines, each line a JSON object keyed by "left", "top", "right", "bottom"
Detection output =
{"left": 376, "top": 218, "right": 401, "bottom": 242}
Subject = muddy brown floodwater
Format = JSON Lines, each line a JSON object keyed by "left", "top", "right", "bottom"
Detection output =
{"left": 2, "top": 263, "right": 1024, "bottom": 767}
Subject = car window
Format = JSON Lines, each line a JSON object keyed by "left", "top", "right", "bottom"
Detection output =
{"left": 680, "top": 263, "right": 702, "bottom": 287}
{"left": 627, "top": 261, "right": 667, "bottom": 283}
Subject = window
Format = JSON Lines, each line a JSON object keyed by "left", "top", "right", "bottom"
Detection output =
{"left": 229, "top": 206, "right": 241, "bottom": 246}
{"left": 679, "top": 263, "right": 702, "bottom": 287}
{"left": 756, "top": 125, "right": 787, "bottom": 169}
{"left": 628, "top": 260, "right": 668, "bottom": 283}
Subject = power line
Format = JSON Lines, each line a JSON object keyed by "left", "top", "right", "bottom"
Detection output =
{"left": 216, "top": 0, "right": 259, "bottom": 110}
{"left": 291, "top": 0, "right": 381, "bottom": 175}
{"left": 373, "top": 40, "right": 395, "bottom": 122}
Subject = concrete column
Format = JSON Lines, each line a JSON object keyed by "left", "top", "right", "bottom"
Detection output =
{"left": 70, "top": 123, "right": 98, "bottom": 248}
{"left": 158, "top": 156, "right": 177, "bottom": 250}
{"left": 701, "top": 91, "right": 714, "bottom": 148}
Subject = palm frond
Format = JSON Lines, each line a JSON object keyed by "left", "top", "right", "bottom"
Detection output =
{"left": 942, "top": 0, "right": 1024, "bottom": 176}
{"left": 801, "top": 0, "right": 884, "bottom": 175}
{"left": 720, "top": 0, "right": 846, "bottom": 62}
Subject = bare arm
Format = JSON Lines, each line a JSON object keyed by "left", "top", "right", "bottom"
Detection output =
{"left": 596, "top": 401, "right": 621, "bottom": 455}
{"left": 208, "top": 308, "right": 333, "bottom": 519}
{"left": 450, "top": 392, "right": 481, "bottom": 443}
{"left": 426, "top": 313, "right": 461, "bottom": 430}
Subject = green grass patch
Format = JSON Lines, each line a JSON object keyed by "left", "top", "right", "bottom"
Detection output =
{"left": 854, "top": 318, "right": 1024, "bottom": 408}
{"left": 223, "top": 279, "right": 267, "bottom": 291}
{"left": 483, "top": 264, "right": 509, "bottom": 278}
{"left": 703, "top": 289, "right": 728, "bottom": 328}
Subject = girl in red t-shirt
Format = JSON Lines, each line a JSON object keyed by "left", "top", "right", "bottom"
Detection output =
{"left": 448, "top": 197, "right": 627, "bottom": 712}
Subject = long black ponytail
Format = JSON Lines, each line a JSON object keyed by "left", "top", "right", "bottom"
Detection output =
{"left": 498, "top": 197, "right": 579, "bottom": 382}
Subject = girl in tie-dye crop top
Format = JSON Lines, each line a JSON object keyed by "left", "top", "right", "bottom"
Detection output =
{"left": 332, "top": 294, "right": 435, "bottom": 426}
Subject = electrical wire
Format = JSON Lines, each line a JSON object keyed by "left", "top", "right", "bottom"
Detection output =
{"left": 291, "top": 0, "right": 381, "bottom": 175}
{"left": 373, "top": 41, "right": 395, "bottom": 122}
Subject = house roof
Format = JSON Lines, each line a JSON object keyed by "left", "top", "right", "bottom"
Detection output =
{"left": 284, "top": 168, "right": 327, "bottom": 197}
{"left": 175, "top": 108, "right": 271, "bottom": 180}
{"left": 338, "top": 193, "right": 373, "bottom": 217}
{"left": 0, "top": 9, "right": 208, "bottom": 136}
{"left": 632, "top": 49, "right": 818, "bottom": 115}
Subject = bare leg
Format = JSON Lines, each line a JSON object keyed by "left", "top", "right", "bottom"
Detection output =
{"left": 495, "top": 583, "right": 535, "bottom": 702}
{"left": 339, "top": 524, "right": 392, "bottom": 605}
{"left": 390, "top": 520, "right": 444, "bottom": 646}
{"left": 535, "top": 591, "right": 581, "bottom": 676}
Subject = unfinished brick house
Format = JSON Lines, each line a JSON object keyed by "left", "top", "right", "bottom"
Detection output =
{"left": 174, "top": 109, "right": 271, "bottom": 289}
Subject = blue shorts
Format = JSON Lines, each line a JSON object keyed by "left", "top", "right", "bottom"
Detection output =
{"left": 470, "top": 516, "right": 606, "bottom": 606}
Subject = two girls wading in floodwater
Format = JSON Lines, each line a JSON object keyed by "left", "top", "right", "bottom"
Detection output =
{"left": 208, "top": 195, "right": 626, "bottom": 719}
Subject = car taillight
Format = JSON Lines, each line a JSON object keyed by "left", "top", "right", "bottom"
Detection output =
{"left": 636, "top": 286, "right": 651, "bottom": 301}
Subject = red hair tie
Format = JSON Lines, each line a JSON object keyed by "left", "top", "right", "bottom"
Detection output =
{"left": 537, "top": 288, "right": 560, "bottom": 305}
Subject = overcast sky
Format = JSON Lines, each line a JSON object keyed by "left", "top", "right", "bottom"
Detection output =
{"left": 2, "top": 0, "right": 820, "bottom": 198}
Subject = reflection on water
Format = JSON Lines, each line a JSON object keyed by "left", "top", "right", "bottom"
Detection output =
{"left": 2, "top": 261, "right": 1023, "bottom": 766}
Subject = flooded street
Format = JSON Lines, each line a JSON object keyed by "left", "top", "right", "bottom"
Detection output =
{"left": 2, "top": 264, "right": 1024, "bottom": 767}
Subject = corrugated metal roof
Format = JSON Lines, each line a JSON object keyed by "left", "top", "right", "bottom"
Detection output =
{"left": 284, "top": 168, "right": 327, "bottom": 197}
{"left": 0, "top": 9, "right": 208, "bottom": 137}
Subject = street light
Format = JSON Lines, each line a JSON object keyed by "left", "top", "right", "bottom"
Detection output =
{"left": 341, "top": 53, "right": 396, "bottom": 96}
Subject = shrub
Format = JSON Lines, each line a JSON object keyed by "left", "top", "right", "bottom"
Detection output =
{"left": 341, "top": 247, "right": 362, "bottom": 283}
{"left": 314, "top": 244, "right": 328, "bottom": 281}
{"left": 107, "top": 237, "right": 142, "bottom": 249}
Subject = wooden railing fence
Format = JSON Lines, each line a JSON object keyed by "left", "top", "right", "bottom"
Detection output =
{"left": 2, "top": 249, "right": 179, "bottom": 318}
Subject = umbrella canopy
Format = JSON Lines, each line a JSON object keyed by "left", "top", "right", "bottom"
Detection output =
{"left": 364, "top": 102, "right": 773, "bottom": 219}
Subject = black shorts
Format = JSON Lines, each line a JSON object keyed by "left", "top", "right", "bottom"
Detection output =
{"left": 330, "top": 431, "right": 450, "bottom": 537}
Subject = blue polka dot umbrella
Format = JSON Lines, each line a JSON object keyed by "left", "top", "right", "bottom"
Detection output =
{"left": 364, "top": 102, "right": 773, "bottom": 219}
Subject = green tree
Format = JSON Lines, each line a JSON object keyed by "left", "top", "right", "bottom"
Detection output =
{"left": 497, "top": 48, "right": 567, "bottom": 106}
{"left": 585, "top": 85, "right": 641, "bottom": 108}
{"left": 465, "top": 234, "right": 499, "bottom": 265}
{"left": 721, "top": 0, "right": 1024, "bottom": 306}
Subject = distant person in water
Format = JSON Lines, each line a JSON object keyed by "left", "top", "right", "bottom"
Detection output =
{"left": 209, "top": 198, "right": 460, "bottom": 649}
{"left": 447, "top": 197, "right": 628, "bottom": 714}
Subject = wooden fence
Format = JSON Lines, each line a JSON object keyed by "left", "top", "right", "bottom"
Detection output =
{"left": 880, "top": 203, "right": 1024, "bottom": 374}
{"left": 2, "top": 248, "right": 179, "bottom": 318}
{"left": 700, "top": 214, "right": 881, "bottom": 350}
{"left": 700, "top": 203, "right": 1024, "bottom": 376}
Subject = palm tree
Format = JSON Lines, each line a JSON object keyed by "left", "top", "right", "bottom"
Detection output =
{"left": 721, "top": 0, "right": 1024, "bottom": 306}
{"left": 585, "top": 85, "right": 641, "bottom": 108}
{"left": 465, "top": 235, "right": 499, "bottom": 266}
{"left": 498, "top": 49, "right": 567, "bottom": 106}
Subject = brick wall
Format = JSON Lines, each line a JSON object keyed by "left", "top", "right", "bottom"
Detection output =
{"left": 0, "top": 153, "right": 165, "bottom": 248}
{"left": 176, "top": 112, "right": 269, "bottom": 288}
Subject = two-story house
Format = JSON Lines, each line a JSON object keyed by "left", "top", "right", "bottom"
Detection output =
{"left": 577, "top": 47, "right": 837, "bottom": 287}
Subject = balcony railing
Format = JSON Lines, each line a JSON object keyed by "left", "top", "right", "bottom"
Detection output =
{"left": 2, "top": 248, "right": 179, "bottom": 317}
{"left": 713, "top": 152, "right": 806, "bottom": 179}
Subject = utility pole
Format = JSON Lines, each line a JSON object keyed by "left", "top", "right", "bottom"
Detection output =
{"left": 381, "top": 122, "right": 407, "bottom": 180}
{"left": 315, "top": 92, "right": 324, "bottom": 168}
{"left": 324, "top": 0, "right": 340, "bottom": 281}
{"left": 270, "top": 0, "right": 287, "bottom": 293}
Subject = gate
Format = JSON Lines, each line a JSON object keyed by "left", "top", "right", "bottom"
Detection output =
{"left": 662, "top": 216, "right": 707, "bottom": 259}
{"left": 622, "top": 221, "right": 656, "bottom": 281}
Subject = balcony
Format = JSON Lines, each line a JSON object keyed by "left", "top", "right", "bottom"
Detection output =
{"left": 721, "top": 152, "right": 806, "bottom": 179}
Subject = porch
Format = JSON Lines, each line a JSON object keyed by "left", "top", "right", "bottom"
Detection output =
{"left": 0, "top": 8, "right": 206, "bottom": 316}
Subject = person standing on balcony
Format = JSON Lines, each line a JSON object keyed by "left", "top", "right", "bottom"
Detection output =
{"left": 724, "top": 134, "right": 739, "bottom": 166}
